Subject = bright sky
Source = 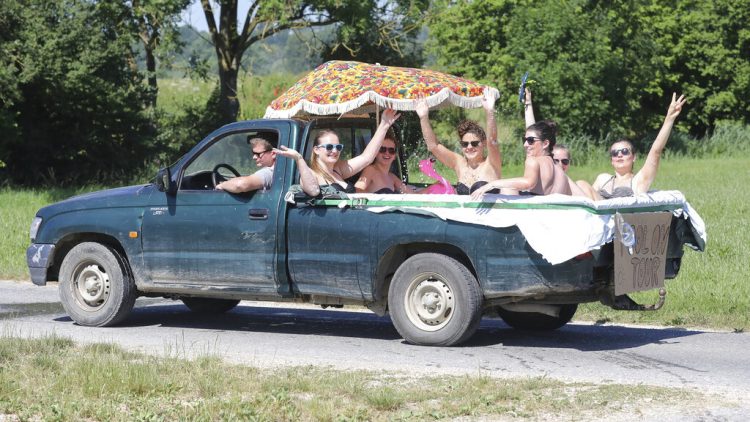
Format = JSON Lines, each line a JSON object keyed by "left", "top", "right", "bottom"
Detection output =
{"left": 180, "top": 0, "right": 252, "bottom": 32}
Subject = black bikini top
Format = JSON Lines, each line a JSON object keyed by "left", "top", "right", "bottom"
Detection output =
{"left": 455, "top": 181, "right": 498, "bottom": 195}
{"left": 373, "top": 187, "right": 397, "bottom": 194}
{"left": 321, "top": 182, "right": 356, "bottom": 194}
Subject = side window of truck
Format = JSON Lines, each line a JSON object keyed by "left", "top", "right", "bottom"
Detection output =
{"left": 181, "top": 131, "right": 278, "bottom": 190}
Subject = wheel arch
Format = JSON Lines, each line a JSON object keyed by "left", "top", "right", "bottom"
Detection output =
{"left": 49, "top": 233, "right": 130, "bottom": 282}
{"left": 371, "top": 242, "right": 478, "bottom": 314}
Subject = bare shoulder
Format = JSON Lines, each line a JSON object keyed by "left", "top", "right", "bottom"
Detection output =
{"left": 592, "top": 173, "right": 611, "bottom": 189}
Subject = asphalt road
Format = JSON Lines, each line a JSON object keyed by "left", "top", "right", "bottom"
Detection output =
{"left": 2, "top": 280, "right": 749, "bottom": 408}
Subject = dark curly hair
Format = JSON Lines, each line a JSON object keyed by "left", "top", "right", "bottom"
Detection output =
{"left": 456, "top": 120, "right": 486, "bottom": 142}
{"left": 527, "top": 120, "right": 558, "bottom": 154}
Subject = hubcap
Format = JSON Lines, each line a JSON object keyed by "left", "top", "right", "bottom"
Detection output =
{"left": 404, "top": 273, "right": 455, "bottom": 332}
{"left": 74, "top": 263, "right": 110, "bottom": 309}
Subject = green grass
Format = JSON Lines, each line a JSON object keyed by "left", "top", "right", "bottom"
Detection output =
{"left": 0, "top": 335, "right": 720, "bottom": 421}
{"left": 2, "top": 157, "right": 748, "bottom": 330}
{"left": 0, "top": 187, "right": 103, "bottom": 279}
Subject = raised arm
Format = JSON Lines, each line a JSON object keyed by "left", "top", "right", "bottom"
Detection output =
{"left": 338, "top": 108, "right": 400, "bottom": 178}
{"left": 524, "top": 87, "right": 536, "bottom": 128}
{"left": 633, "top": 93, "right": 686, "bottom": 193}
{"left": 416, "top": 96, "right": 459, "bottom": 170}
{"left": 275, "top": 146, "right": 320, "bottom": 197}
{"left": 483, "top": 86, "right": 502, "bottom": 173}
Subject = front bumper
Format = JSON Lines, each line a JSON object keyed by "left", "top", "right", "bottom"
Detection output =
{"left": 26, "top": 244, "right": 56, "bottom": 286}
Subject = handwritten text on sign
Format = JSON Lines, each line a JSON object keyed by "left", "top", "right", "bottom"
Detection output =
{"left": 614, "top": 212, "right": 672, "bottom": 296}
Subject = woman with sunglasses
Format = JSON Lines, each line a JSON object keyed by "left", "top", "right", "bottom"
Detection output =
{"left": 355, "top": 134, "right": 417, "bottom": 194}
{"left": 471, "top": 120, "right": 576, "bottom": 198}
{"left": 416, "top": 88, "right": 501, "bottom": 195}
{"left": 582, "top": 93, "right": 686, "bottom": 199}
{"left": 552, "top": 145, "right": 572, "bottom": 173}
{"left": 525, "top": 87, "right": 573, "bottom": 174}
{"left": 284, "top": 108, "right": 401, "bottom": 197}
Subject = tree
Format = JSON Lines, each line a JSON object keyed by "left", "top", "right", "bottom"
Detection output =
{"left": 319, "top": 0, "right": 427, "bottom": 67}
{"left": 427, "top": 0, "right": 750, "bottom": 139}
{"left": 0, "top": 0, "right": 154, "bottom": 186}
{"left": 199, "top": 0, "right": 427, "bottom": 124}
{"left": 129, "top": 0, "right": 192, "bottom": 106}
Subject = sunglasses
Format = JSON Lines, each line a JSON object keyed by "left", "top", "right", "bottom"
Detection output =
{"left": 459, "top": 140, "right": 481, "bottom": 148}
{"left": 252, "top": 150, "right": 271, "bottom": 158}
{"left": 379, "top": 147, "right": 396, "bottom": 154}
{"left": 317, "top": 143, "right": 344, "bottom": 152}
{"left": 522, "top": 136, "right": 543, "bottom": 145}
{"left": 610, "top": 147, "right": 631, "bottom": 157}
{"left": 553, "top": 158, "right": 571, "bottom": 165}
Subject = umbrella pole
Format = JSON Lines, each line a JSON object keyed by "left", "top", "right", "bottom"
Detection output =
{"left": 376, "top": 104, "right": 380, "bottom": 126}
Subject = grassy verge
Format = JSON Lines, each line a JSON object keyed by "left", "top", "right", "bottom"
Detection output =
{"left": 2, "top": 157, "right": 747, "bottom": 330}
{"left": 0, "top": 335, "right": 724, "bottom": 421}
{"left": 0, "top": 187, "right": 102, "bottom": 279}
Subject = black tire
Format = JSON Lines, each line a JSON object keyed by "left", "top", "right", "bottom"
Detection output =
{"left": 181, "top": 297, "right": 240, "bottom": 314}
{"left": 388, "top": 253, "right": 483, "bottom": 346}
{"left": 58, "top": 242, "right": 137, "bottom": 327}
{"left": 497, "top": 304, "right": 578, "bottom": 331}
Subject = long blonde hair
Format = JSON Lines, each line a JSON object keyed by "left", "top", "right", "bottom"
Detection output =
{"left": 310, "top": 129, "right": 338, "bottom": 184}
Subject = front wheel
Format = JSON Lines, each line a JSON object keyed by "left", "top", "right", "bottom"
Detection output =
{"left": 59, "top": 242, "right": 137, "bottom": 326}
{"left": 497, "top": 304, "right": 578, "bottom": 331}
{"left": 388, "top": 253, "right": 483, "bottom": 346}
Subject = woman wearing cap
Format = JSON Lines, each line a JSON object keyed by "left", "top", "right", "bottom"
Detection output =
{"left": 416, "top": 88, "right": 501, "bottom": 195}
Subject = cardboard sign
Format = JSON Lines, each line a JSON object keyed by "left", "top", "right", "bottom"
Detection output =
{"left": 614, "top": 212, "right": 673, "bottom": 296}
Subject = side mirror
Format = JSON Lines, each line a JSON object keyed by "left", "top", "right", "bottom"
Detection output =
{"left": 155, "top": 167, "right": 176, "bottom": 194}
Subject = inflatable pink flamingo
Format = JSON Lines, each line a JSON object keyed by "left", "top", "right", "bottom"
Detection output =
{"left": 418, "top": 158, "right": 456, "bottom": 194}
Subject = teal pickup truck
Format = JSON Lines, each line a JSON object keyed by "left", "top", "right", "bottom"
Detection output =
{"left": 26, "top": 116, "right": 705, "bottom": 346}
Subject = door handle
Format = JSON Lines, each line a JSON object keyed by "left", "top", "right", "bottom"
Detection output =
{"left": 248, "top": 208, "right": 269, "bottom": 220}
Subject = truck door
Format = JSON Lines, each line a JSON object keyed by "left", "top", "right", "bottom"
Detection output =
{"left": 141, "top": 124, "right": 289, "bottom": 295}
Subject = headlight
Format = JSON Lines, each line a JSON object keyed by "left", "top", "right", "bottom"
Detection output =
{"left": 29, "top": 217, "right": 42, "bottom": 241}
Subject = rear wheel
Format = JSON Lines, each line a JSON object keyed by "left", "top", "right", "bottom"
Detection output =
{"left": 497, "top": 304, "right": 577, "bottom": 331}
{"left": 388, "top": 253, "right": 482, "bottom": 346}
{"left": 181, "top": 297, "right": 240, "bottom": 314}
{"left": 59, "top": 242, "right": 137, "bottom": 326}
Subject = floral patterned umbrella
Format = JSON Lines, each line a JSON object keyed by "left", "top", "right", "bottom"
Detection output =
{"left": 264, "top": 61, "right": 499, "bottom": 119}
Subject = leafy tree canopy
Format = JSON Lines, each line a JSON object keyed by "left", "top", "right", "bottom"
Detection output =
{"left": 427, "top": 0, "right": 750, "bottom": 140}
{"left": 0, "top": 0, "right": 154, "bottom": 186}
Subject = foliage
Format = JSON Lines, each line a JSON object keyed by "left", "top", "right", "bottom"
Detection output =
{"left": 197, "top": 0, "right": 428, "bottom": 124}
{"left": 128, "top": 0, "right": 192, "bottom": 105}
{"left": 0, "top": 0, "right": 154, "bottom": 186}
{"left": 319, "top": 0, "right": 427, "bottom": 67}
{"left": 426, "top": 0, "right": 750, "bottom": 140}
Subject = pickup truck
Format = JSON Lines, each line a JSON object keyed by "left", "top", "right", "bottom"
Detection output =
{"left": 26, "top": 116, "right": 706, "bottom": 346}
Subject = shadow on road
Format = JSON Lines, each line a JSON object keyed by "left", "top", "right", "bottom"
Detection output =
{"left": 44, "top": 300, "right": 704, "bottom": 351}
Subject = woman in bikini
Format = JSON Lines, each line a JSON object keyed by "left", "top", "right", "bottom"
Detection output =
{"left": 416, "top": 88, "right": 501, "bottom": 195}
{"left": 355, "top": 133, "right": 416, "bottom": 194}
{"left": 471, "top": 120, "right": 575, "bottom": 198}
{"left": 281, "top": 108, "right": 401, "bottom": 197}
{"left": 579, "top": 93, "right": 687, "bottom": 199}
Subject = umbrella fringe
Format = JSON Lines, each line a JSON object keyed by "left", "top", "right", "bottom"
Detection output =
{"left": 264, "top": 87, "right": 500, "bottom": 119}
